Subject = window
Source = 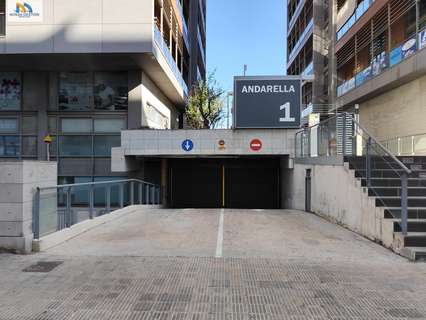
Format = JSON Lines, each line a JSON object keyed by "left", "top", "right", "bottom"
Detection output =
{"left": 0, "top": 118, "right": 18, "bottom": 132}
{"left": 94, "top": 136, "right": 121, "bottom": 156}
{"left": 61, "top": 118, "right": 92, "bottom": 133}
{"left": 22, "top": 116, "right": 37, "bottom": 135}
{"left": 59, "top": 136, "right": 92, "bottom": 156}
{"left": 0, "top": 0, "right": 5, "bottom": 36}
{"left": 0, "top": 72, "right": 21, "bottom": 110}
{"left": 59, "top": 72, "right": 92, "bottom": 111}
{"left": 94, "top": 119, "right": 126, "bottom": 133}
{"left": 94, "top": 73, "right": 128, "bottom": 111}
{"left": 0, "top": 136, "right": 20, "bottom": 156}
{"left": 22, "top": 136, "right": 37, "bottom": 157}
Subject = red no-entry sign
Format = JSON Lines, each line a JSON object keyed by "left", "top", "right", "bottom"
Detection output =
{"left": 250, "top": 139, "right": 262, "bottom": 151}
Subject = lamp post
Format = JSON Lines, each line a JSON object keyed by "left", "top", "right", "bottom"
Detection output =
{"left": 226, "top": 92, "right": 233, "bottom": 129}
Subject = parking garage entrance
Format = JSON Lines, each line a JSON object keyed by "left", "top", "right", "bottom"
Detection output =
{"left": 169, "top": 158, "right": 280, "bottom": 209}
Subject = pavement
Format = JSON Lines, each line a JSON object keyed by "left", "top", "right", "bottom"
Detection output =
{"left": 1, "top": 208, "right": 426, "bottom": 319}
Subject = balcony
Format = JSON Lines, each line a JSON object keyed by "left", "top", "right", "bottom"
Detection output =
{"left": 337, "top": 0, "right": 375, "bottom": 42}
{"left": 337, "top": 27, "right": 426, "bottom": 97}
{"left": 154, "top": 25, "right": 189, "bottom": 96}
{"left": 175, "top": 0, "right": 190, "bottom": 50}
{"left": 288, "top": 19, "right": 314, "bottom": 65}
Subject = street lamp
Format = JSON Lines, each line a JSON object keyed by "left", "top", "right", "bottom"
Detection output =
{"left": 226, "top": 92, "right": 233, "bottom": 129}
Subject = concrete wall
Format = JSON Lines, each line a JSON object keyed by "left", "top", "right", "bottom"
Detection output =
{"left": 113, "top": 129, "right": 297, "bottom": 161}
{"left": 0, "top": 161, "right": 57, "bottom": 253}
{"left": 286, "top": 163, "right": 394, "bottom": 247}
{"left": 359, "top": 74, "right": 426, "bottom": 141}
{"left": 0, "top": 0, "right": 154, "bottom": 54}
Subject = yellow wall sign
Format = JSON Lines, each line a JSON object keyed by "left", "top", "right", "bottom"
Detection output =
{"left": 43, "top": 135, "right": 53, "bottom": 144}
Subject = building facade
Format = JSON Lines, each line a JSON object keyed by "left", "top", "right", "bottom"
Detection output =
{"left": 332, "top": 0, "right": 426, "bottom": 152}
{"left": 286, "top": 0, "right": 331, "bottom": 124}
{"left": 0, "top": 0, "right": 206, "bottom": 185}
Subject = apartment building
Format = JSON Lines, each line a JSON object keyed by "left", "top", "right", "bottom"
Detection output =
{"left": 333, "top": 0, "right": 426, "bottom": 151}
{"left": 286, "top": 0, "right": 331, "bottom": 124}
{"left": 0, "top": 0, "right": 206, "bottom": 186}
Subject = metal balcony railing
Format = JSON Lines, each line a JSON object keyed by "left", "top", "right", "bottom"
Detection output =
{"left": 33, "top": 179, "right": 161, "bottom": 240}
{"left": 153, "top": 25, "right": 189, "bottom": 96}
{"left": 336, "top": 0, "right": 375, "bottom": 41}
{"left": 382, "top": 133, "right": 426, "bottom": 156}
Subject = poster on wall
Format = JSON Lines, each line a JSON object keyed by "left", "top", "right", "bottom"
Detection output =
{"left": 7, "top": 0, "right": 43, "bottom": 23}
{"left": 0, "top": 72, "right": 21, "bottom": 110}
{"left": 419, "top": 29, "right": 426, "bottom": 50}
{"left": 59, "top": 73, "right": 92, "bottom": 111}
{"left": 372, "top": 52, "right": 387, "bottom": 76}
{"left": 391, "top": 37, "right": 417, "bottom": 67}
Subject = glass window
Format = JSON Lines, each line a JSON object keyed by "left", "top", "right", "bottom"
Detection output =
{"left": 48, "top": 117, "right": 57, "bottom": 134}
{"left": 94, "top": 119, "right": 126, "bottom": 133}
{"left": 94, "top": 72, "right": 128, "bottom": 111}
{"left": 61, "top": 118, "right": 92, "bottom": 133}
{"left": 0, "top": 0, "right": 5, "bottom": 36}
{"left": 0, "top": 136, "right": 20, "bottom": 156}
{"left": 0, "top": 118, "right": 18, "bottom": 132}
{"left": 94, "top": 135, "right": 121, "bottom": 156}
{"left": 22, "top": 136, "right": 37, "bottom": 157}
{"left": 59, "top": 136, "right": 92, "bottom": 156}
{"left": 22, "top": 116, "right": 37, "bottom": 135}
{"left": 59, "top": 72, "right": 92, "bottom": 111}
{"left": 0, "top": 72, "right": 21, "bottom": 110}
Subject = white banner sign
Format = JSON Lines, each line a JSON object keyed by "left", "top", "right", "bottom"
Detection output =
{"left": 8, "top": 0, "right": 43, "bottom": 23}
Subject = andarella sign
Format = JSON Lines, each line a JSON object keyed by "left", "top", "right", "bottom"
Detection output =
{"left": 8, "top": 0, "right": 43, "bottom": 22}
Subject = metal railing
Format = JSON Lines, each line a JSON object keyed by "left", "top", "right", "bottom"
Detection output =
{"left": 295, "top": 113, "right": 412, "bottom": 235}
{"left": 33, "top": 179, "right": 161, "bottom": 240}
{"left": 382, "top": 133, "right": 426, "bottom": 156}
{"left": 153, "top": 25, "right": 189, "bottom": 96}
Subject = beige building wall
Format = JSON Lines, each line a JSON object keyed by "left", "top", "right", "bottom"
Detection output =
{"left": 359, "top": 74, "right": 426, "bottom": 141}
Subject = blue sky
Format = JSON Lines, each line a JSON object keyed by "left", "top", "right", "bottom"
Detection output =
{"left": 206, "top": 0, "right": 287, "bottom": 92}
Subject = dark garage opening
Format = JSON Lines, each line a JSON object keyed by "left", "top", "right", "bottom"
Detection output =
{"left": 169, "top": 158, "right": 280, "bottom": 209}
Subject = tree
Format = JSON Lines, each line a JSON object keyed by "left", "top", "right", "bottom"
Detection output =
{"left": 185, "top": 73, "right": 225, "bottom": 129}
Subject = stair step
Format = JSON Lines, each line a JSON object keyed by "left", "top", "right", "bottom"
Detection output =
{"left": 376, "top": 197, "right": 426, "bottom": 207}
{"left": 355, "top": 170, "right": 426, "bottom": 179}
{"left": 385, "top": 208, "right": 426, "bottom": 219}
{"left": 368, "top": 187, "right": 426, "bottom": 197}
{"left": 401, "top": 247, "right": 426, "bottom": 262}
{"left": 403, "top": 233, "right": 426, "bottom": 247}
{"left": 361, "top": 178, "right": 426, "bottom": 187}
{"left": 392, "top": 220, "right": 426, "bottom": 232}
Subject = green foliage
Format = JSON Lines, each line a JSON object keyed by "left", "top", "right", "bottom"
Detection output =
{"left": 186, "top": 73, "right": 225, "bottom": 129}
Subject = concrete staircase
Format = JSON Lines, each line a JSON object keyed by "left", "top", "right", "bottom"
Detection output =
{"left": 345, "top": 156, "right": 426, "bottom": 261}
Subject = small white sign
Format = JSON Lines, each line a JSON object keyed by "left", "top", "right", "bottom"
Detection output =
{"left": 8, "top": 0, "right": 43, "bottom": 23}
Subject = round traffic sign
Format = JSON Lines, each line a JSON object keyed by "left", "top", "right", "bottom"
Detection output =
{"left": 182, "top": 139, "right": 194, "bottom": 152}
{"left": 250, "top": 139, "right": 262, "bottom": 151}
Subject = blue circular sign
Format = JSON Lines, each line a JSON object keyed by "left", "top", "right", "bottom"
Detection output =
{"left": 182, "top": 139, "right": 194, "bottom": 152}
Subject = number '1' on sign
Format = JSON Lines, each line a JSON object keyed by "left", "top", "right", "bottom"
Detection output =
{"left": 279, "top": 102, "right": 295, "bottom": 122}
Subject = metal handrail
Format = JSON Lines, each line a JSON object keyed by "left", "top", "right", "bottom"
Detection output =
{"left": 37, "top": 179, "right": 157, "bottom": 191}
{"left": 33, "top": 179, "right": 162, "bottom": 239}
{"left": 351, "top": 115, "right": 411, "bottom": 175}
{"left": 295, "top": 112, "right": 411, "bottom": 174}
{"left": 295, "top": 112, "right": 411, "bottom": 235}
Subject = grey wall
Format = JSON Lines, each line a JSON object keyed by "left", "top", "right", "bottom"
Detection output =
{"left": 286, "top": 162, "right": 394, "bottom": 248}
{"left": 0, "top": 161, "right": 57, "bottom": 253}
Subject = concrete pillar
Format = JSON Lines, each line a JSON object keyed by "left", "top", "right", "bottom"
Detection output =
{"left": 161, "top": 158, "right": 168, "bottom": 207}
{"left": 0, "top": 161, "right": 57, "bottom": 253}
{"left": 127, "top": 71, "right": 143, "bottom": 130}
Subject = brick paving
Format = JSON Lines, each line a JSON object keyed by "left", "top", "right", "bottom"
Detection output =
{"left": 0, "top": 209, "right": 426, "bottom": 319}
